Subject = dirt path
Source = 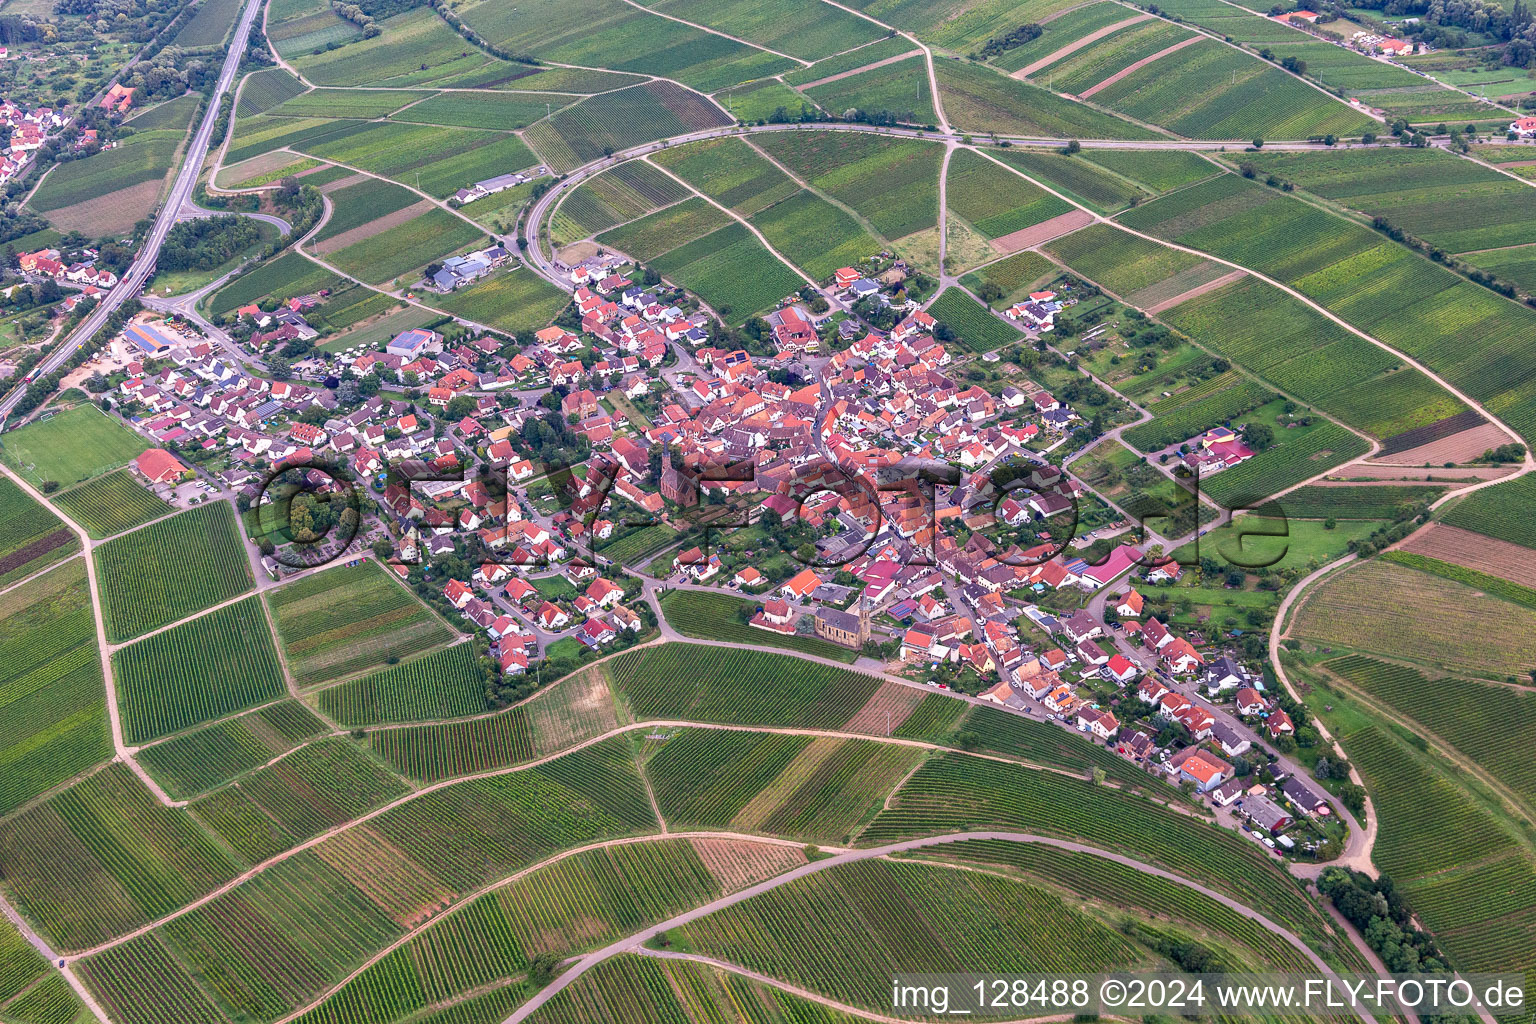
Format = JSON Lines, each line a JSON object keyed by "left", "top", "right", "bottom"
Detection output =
{"left": 612, "top": 0, "right": 808, "bottom": 65}
{"left": 1144, "top": 267, "right": 1246, "bottom": 313}
{"left": 796, "top": 48, "right": 922, "bottom": 89}
{"left": 504, "top": 830, "right": 1377, "bottom": 1024}
{"left": 0, "top": 890, "right": 113, "bottom": 1024}
{"left": 1080, "top": 35, "right": 1201, "bottom": 98}
{"left": 1014, "top": 15, "right": 1152, "bottom": 79}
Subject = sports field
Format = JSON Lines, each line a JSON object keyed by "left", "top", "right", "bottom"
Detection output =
{"left": 0, "top": 406, "right": 148, "bottom": 488}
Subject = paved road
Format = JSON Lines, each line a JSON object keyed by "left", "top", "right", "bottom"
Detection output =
{"left": 0, "top": 0, "right": 266, "bottom": 422}
{"left": 503, "top": 829, "right": 1378, "bottom": 1024}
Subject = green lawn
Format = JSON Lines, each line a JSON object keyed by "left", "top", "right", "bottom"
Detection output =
{"left": 0, "top": 406, "right": 147, "bottom": 488}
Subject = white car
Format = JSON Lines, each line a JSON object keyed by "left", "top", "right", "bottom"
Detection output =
{"left": 1249, "top": 830, "right": 1266, "bottom": 842}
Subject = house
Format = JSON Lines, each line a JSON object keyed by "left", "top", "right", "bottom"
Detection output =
{"left": 734, "top": 566, "right": 766, "bottom": 590}
{"left": 1511, "top": 116, "right": 1536, "bottom": 138}
{"left": 1114, "top": 590, "right": 1144, "bottom": 618}
{"left": 1103, "top": 653, "right": 1139, "bottom": 685}
{"left": 1203, "top": 655, "right": 1252, "bottom": 695}
{"left": 1210, "top": 721, "right": 1251, "bottom": 758}
{"left": 504, "top": 578, "right": 538, "bottom": 605}
{"left": 101, "top": 82, "right": 134, "bottom": 112}
{"left": 1210, "top": 777, "right": 1248, "bottom": 807}
{"left": 1242, "top": 793, "right": 1293, "bottom": 834}
{"left": 1076, "top": 706, "right": 1119, "bottom": 740}
{"left": 780, "top": 568, "right": 823, "bottom": 601}
{"left": 1062, "top": 611, "right": 1102, "bottom": 644}
{"left": 1176, "top": 748, "right": 1232, "bottom": 793}
{"left": 444, "top": 579, "right": 474, "bottom": 609}
{"left": 1266, "top": 707, "right": 1295, "bottom": 738}
{"left": 1117, "top": 728, "right": 1155, "bottom": 761}
{"left": 134, "top": 447, "right": 186, "bottom": 485}
{"left": 751, "top": 598, "right": 796, "bottom": 634}
{"left": 1235, "top": 686, "right": 1266, "bottom": 716}
{"left": 1281, "top": 776, "right": 1330, "bottom": 817}
{"left": 387, "top": 328, "right": 437, "bottom": 357}
{"left": 586, "top": 577, "right": 624, "bottom": 609}
{"left": 536, "top": 601, "right": 569, "bottom": 630}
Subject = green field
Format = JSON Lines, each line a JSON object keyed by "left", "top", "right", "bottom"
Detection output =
{"left": 750, "top": 189, "right": 882, "bottom": 280}
{"left": 947, "top": 148, "right": 1073, "bottom": 240}
{"left": 209, "top": 250, "right": 344, "bottom": 315}
{"left": 236, "top": 67, "right": 308, "bottom": 116}
{"left": 267, "top": 559, "right": 454, "bottom": 686}
{"left": 31, "top": 129, "right": 187, "bottom": 234}
{"left": 648, "top": 137, "right": 798, "bottom": 217}
{"left": 522, "top": 81, "right": 733, "bottom": 173}
{"left": 313, "top": 179, "right": 421, "bottom": 244}
{"left": 96, "top": 503, "right": 254, "bottom": 643}
{"left": 1083, "top": 147, "right": 1220, "bottom": 191}
{"left": 1278, "top": 484, "right": 1443, "bottom": 520}
{"left": 0, "top": 405, "right": 149, "bottom": 487}
{"left": 715, "top": 79, "right": 819, "bottom": 122}
{"left": 296, "top": 120, "right": 537, "bottom": 199}
{"left": 803, "top": 54, "right": 937, "bottom": 125}
{"left": 0, "top": 474, "right": 76, "bottom": 585}
{"left": 318, "top": 642, "right": 488, "bottom": 726}
{"left": 327, "top": 209, "right": 486, "bottom": 285}
{"left": 926, "top": 286, "right": 1021, "bottom": 352}
{"left": 0, "top": 560, "right": 109, "bottom": 816}
{"left": 595, "top": 196, "right": 732, "bottom": 262}
{"left": 431, "top": 267, "right": 569, "bottom": 334}
{"left": 135, "top": 700, "right": 327, "bottom": 800}
{"left": 52, "top": 470, "right": 169, "bottom": 540}
{"left": 659, "top": 589, "right": 858, "bottom": 662}
{"left": 292, "top": 8, "right": 507, "bottom": 87}
{"left": 933, "top": 59, "right": 1159, "bottom": 140}
{"left": 1442, "top": 472, "right": 1536, "bottom": 550}
{"left": 959, "top": 250, "right": 1056, "bottom": 308}
{"left": 651, "top": 221, "right": 805, "bottom": 323}
{"left": 270, "top": 88, "right": 431, "bottom": 119}
{"left": 551, "top": 161, "right": 692, "bottom": 242}
{"left": 114, "top": 597, "right": 287, "bottom": 745}
{"left": 996, "top": 148, "right": 1149, "bottom": 212}
{"left": 754, "top": 131, "right": 942, "bottom": 240}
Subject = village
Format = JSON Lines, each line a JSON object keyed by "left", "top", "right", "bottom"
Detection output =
{"left": 61, "top": 240, "right": 1351, "bottom": 863}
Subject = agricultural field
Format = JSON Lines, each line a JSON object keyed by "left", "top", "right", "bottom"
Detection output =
{"left": 270, "top": 88, "right": 430, "bottom": 119}
{"left": 1278, "top": 484, "right": 1444, "bottom": 520}
{"left": 1464, "top": 244, "right": 1536, "bottom": 293}
{"left": 959, "top": 250, "right": 1056, "bottom": 308}
{"left": 0, "top": 404, "right": 150, "bottom": 487}
{"left": 292, "top": 9, "right": 508, "bottom": 87}
{"left": 317, "top": 642, "right": 487, "bottom": 726}
{"left": 310, "top": 177, "right": 421, "bottom": 246}
{"left": 550, "top": 161, "right": 692, "bottom": 242}
{"left": 1082, "top": 147, "right": 1220, "bottom": 191}
{"left": 390, "top": 90, "right": 575, "bottom": 130}
{"left": 753, "top": 131, "right": 942, "bottom": 240}
{"left": 659, "top": 589, "right": 858, "bottom": 662}
{"left": 209, "top": 249, "right": 344, "bottom": 315}
{"left": 946, "top": 148, "right": 1073, "bottom": 241}
{"left": 1441, "top": 471, "right": 1536, "bottom": 550}
{"left": 0, "top": 560, "right": 108, "bottom": 816}
{"left": 1200, "top": 419, "right": 1370, "bottom": 509}
{"left": 715, "top": 79, "right": 818, "bottom": 123}
{"left": 0, "top": 763, "right": 238, "bottom": 950}
{"left": 295, "top": 121, "right": 537, "bottom": 200}
{"left": 30, "top": 128, "right": 188, "bottom": 236}
{"left": 191, "top": 738, "right": 410, "bottom": 858}
{"left": 267, "top": 559, "right": 454, "bottom": 686}
{"left": 326, "top": 208, "right": 486, "bottom": 285}
{"left": 749, "top": 189, "right": 882, "bottom": 280}
{"left": 610, "top": 642, "right": 879, "bottom": 728}
{"left": 430, "top": 268, "right": 570, "bottom": 334}
{"left": 0, "top": 473, "right": 76, "bottom": 585}
{"left": 95, "top": 503, "right": 254, "bottom": 643}
{"left": 522, "top": 81, "right": 732, "bottom": 173}
{"left": 648, "top": 137, "right": 798, "bottom": 217}
{"left": 802, "top": 54, "right": 937, "bottom": 125}
{"left": 595, "top": 197, "right": 732, "bottom": 263}
{"left": 649, "top": 0, "right": 883, "bottom": 61}
{"left": 135, "top": 700, "right": 327, "bottom": 800}
{"left": 1294, "top": 556, "right": 1536, "bottom": 680}
{"left": 925, "top": 286, "right": 1022, "bottom": 352}
{"left": 114, "top": 597, "right": 287, "bottom": 745}
{"left": 933, "top": 59, "right": 1160, "bottom": 140}
{"left": 1123, "top": 378, "right": 1273, "bottom": 453}
{"left": 674, "top": 856, "right": 1150, "bottom": 1012}
{"left": 995, "top": 148, "right": 1149, "bottom": 212}
{"left": 650, "top": 222, "right": 805, "bottom": 323}
{"left": 236, "top": 67, "right": 308, "bottom": 116}
{"left": 1045, "top": 223, "right": 1213, "bottom": 298}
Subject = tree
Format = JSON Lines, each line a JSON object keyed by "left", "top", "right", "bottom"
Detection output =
{"left": 1252, "top": 137, "right": 1264, "bottom": 148}
{"left": 1241, "top": 422, "right": 1274, "bottom": 451}
{"left": 1324, "top": 516, "right": 1337, "bottom": 530}
{"left": 267, "top": 355, "right": 292, "bottom": 381}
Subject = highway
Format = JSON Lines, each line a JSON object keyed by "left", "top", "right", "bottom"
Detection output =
{"left": 0, "top": 0, "right": 266, "bottom": 421}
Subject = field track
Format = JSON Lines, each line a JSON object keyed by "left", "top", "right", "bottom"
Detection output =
{"left": 1145, "top": 267, "right": 1246, "bottom": 313}
{"left": 991, "top": 208, "right": 1095, "bottom": 253}
{"left": 1079, "top": 36, "right": 1202, "bottom": 99}
{"left": 798, "top": 49, "right": 922, "bottom": 89}
{"left": 1014, "top": 16, "right": 1153, "bottom": 79}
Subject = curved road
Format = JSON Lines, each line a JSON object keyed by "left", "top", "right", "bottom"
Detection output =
{"left": 0, "top": 0, "right": 265, "bottom": 422}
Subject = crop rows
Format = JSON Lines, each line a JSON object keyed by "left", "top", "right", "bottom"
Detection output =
{"left": 1123, "top": 378, "right": 1271, "bottom": 452}
{"left": 959, "top": 250, "right": 1055, "bottom": 306}
{"left": 750, "top": 739, "right": 924, "bottom": 843}
{"left": 927, "top": 287, "right": 1021, "bottom": 353}
{"left": 930, "top": 839, "right": 1316, "bottom": 972}
{"left": 77, "top": 935, "right": 226, "bottom": 1024}
{"left": 525, "top": 81, "right": 731, "bottom": 173}
{"left": 96, "top": 503, "right": 253, "bottom": 643}
{"left": 947, "top": 149, "right": 1072, "bottom": 240}
{"left": 1443, "top": 473, "right": 1536, "bottom": 551}
{"left": 645, "top": 729, "right": 812, "bottom": 828}
{"left": 933, "top": 59, "right": 1158, "bottom": 141}
{"left": 319, "top": 643, "right": 487, "bottom": 727}
{"left": 610, "top": 643, "right": 879, "bottom": 728}
{"left": 1325, "top": 654, "right": 1536, "bottom": 808}
{"left": 1082, "top": 148, "right": 1216, "bottom": 192}
{"left": 115, "top": 597, "right": 287, "bottom": 745}
{"left": 863, "top": 754, "right": 1322, "bottom": 936}
{"left": 1201, "top": 423, "right": 1369, "bottom": 508}
{"left": 0, "top": 561, "right": 107, "bottom": 816}
{"left": 1381, "top": 552, "right": 1536, "bottom": 612}
{"left": 1277, "top": 485, "right": 1442, "bottom": 521}
{"left": 52, "top": 470, "right": 171, "bottom": 539}
{"left": 754, "top": 131, "right": 943, "bottom": 240}
{"left": 554, "top": 161, "right": 691, "bottom": 239}
{"left": 750, "top": 189, "right": 882, "bottom": 280}
{"left": 961, "top": 704, "right": 1148, "bottom": 787}
{"left": 659, "top": 589, "right": 858, "bottom": 662}
{"left": 996, "top": 149, "right": 1147, "bottom": 212}
{"left": 0, "top": 764, "right": 238, "bottom": 950}
{"left": 1045, "top": 223, "right": 1208, "bottom": 297}
{"left": 675, "top": 857, "right": 1145, "bottom": 1011}
{"left": 650, "top": 222, "right": 804, "bottom": 324}
{"left": 370, "top": 705, "right": 534, "bottom": 782}
{"left": 136, "top": 700, "right": 327, "bottom": 800}
{"left": 649, "top": 136, "right": 797, "bottom": 216}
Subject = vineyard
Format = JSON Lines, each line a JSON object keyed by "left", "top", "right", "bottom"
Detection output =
{"left": 96, "top": 503, "right": 253, "bottom": 643}
{"left": 78, "top": 934, "right": 227, "bottom": 1024}
{"left": 1277, "top": 485, "right": 1443, "bottom": 520}
{"left": 1323, "top": 654, "right": 1536, "bottom": 809}
{"left": 0, "top": 763, "right": 238, "bottom": 950}
{"left": 648, "top": 136, "right": 798, "bottom": 216}
{"left": 0, "top": 560, "right": 107, "bottom": 815}
{"left": 370, "top": 665, "right": 619, "bottom": 782}
{"left": 114, "top": 597, "right": 287, "bottom": 745}
{"left": 0, "top": 475, "right": 75, "bottom": 589}
{"left": 609, "top": 643, "right": 879, "bottom": 728}
{"left": 1044, "top": 223, "right": 1210, "bottom": 298}
{"left": 960, "top": 704, "right": 1150, "bottom": 788}
{"left": 1200, "top": 423, "right": 1370, "bottom": 508}
{"left": 523, "top": 81, "right": 731, "bottom": 173}
{"left": 933, "top": 59, "right": 1157, "bottom": 140}
{"left": 926, "top": 287, "right": 1021, "bottom": 353}
{"left": 1294, "top": 557, "right": 1536, "bottom": 680}
{"left": 753, "top": 131, "right": 943, "bottom": 241}
{"left": 1442, "top": 472, "right": 1536, "bottom": 550}
{"left": 650, "top": 222, "right": 805, "bottom": 324}
{"left": 1122, "top": 378, "right": 1272, "bottom": 452}
{"left": 52, "top": 469, "right": 171, "bottom": 539}
{"left": 268, "top": 559, "right": 453, "bottom": 687}
{"left": 959, "top": 250, "right": 1055, "bottom": 308}
{"left": 136, "top": 700, "right": 328, "bottom": 800}
{"left": 674, "top": 857, "right": 1149, "bottom": 1011}
{"left": 596, "top": 197, "right": 731, "bottom": 264}
{"left": 946, "top": 148, "right": 1073, "bottom": 240}
{"left": 191, "top": 738, "right": 409, "bottom": 856}
{"left": 750, "top": 189, "right": 883, "bottom": 280}
{"left": 863, "top": 753, "right": 1326, "bottom": 940}
{"left": 318, "top": 642, "right": 487, "bottom": 726}
{"left": 551, "top": 161, "right": 692, "bottom": 242}
{"left": 658, "top": 589, "right": 858, "bottom": 662}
